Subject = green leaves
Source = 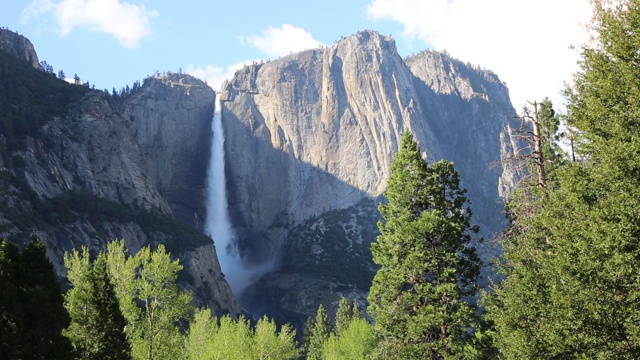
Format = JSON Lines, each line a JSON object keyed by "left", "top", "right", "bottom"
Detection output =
{"left": 184, "top": 309, "right": 299, "bottom": 360}
{"left": 322, "top": 318, "right": 378, "bottom": 359}
{"left": 105, "top": 240, "right": 194, "bottom": 360}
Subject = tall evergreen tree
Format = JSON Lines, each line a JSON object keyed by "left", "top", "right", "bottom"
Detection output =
{"left": 306, "top": 304, "right": 331, "bottom": 360}
{"left": 0, "top": 237, "right": 73, "bottom": 359}
{"left": 0, "top": 239, "right": 22, "bottom": 359}
{"left": 367, "top": 132, "right": 482, "bottom": 359}
{"left": 301, "top": 315, "right": 316, "bottom": 357}
{"left": 64, "top": 247, "right": 131, "bottom": 359}
{"left": 489, "top": 1, "right": 640, "bottom": 358}
{"left": 335, "top": 297, "right": 359, "bottom": 337}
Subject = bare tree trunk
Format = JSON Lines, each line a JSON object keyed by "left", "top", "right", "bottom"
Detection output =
{"left": 530, "top": 101, "right": 546, "bottom": 188}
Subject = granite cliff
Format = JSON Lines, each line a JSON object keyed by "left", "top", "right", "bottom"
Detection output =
{"left": 0, "top": 28, "right": 39, "bottom": 69}
{"left": 220, "top": 31, "right": 520, "bottom": 324}
{"left": 0, "top": 33, "right": 240, "bottom": 315}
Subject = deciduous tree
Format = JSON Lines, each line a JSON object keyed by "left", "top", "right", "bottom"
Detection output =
{"left": 106, "top": 240, "right": 193, "bottom": 360}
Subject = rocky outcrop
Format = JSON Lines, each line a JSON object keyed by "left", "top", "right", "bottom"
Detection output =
{"left": 405, "top": 50, "right": 519, "bottom": 234}
{"left": 0, "top": 29, "right": 39, "bottom": 68}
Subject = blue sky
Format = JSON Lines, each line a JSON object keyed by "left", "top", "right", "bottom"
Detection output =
{"left": 2, "top": 0, "right": 593, "bottom": 110}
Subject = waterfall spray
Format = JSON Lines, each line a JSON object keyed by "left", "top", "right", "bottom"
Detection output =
{"left": 204, "top": 93, "right": 245, "bottom": 295}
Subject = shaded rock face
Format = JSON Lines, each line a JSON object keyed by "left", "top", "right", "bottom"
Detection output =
{"left": 0, "top": 29, "right": 39, "bottom": 69}
{"left": 0, "top": 47, "right": 240, "bottom": 315}
{"left": 125, "top": 76, "right": 214, "bottom": 227}
{"left": 222, "top": 30, "right": 520, "bottom": 322}
{"left": 23, "top": 74, "right": 215, "bottom": 225}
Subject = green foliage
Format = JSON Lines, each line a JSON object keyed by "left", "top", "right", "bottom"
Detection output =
{"left": 489, "top": 1, "right": 640, "bottom": 358}
{"left": 367, "top": 132, "right": 482, "bottom": 359}
{"left": 0, "top": 236, "right": 73, "bottom": 359}
{"left": 334, "top": 297, "right": 359, "bottom": 337}
{"left": 253, "top": 316, "right": 299, "bottom": 359}
{"left": 322, "top": 318, "right": 378, "bottom": 360}
{"left": 105, "top": 240, "right": 194, "bottom": 360}
{"left": 0, "top": 50, "right": 89, "bottom": 154}
{"left": 301, "top": 315, "right": 316, "bottom": 356}
{"left": 537, "top": 97, "right": 565, "bottom": 184}
{"left": 184, "top": 309, "right": 298, "bottom": 360}
{"left": 184, "top": 308, "right": 217, "bottom": 360}
{"left": 63, "top": 248, "right": 131, "bottom": 359}
{"left": 306, "top": 304, "right": 331, "bottom": 360}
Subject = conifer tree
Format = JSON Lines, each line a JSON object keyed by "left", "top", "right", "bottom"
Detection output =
{"left": 367, "top": 132, "right": 481, "bottom": 359}
{"left": 335, "top": 297, "right": 359, "bottom": 337}
{"left": 301, "top": 315, "right": 316, "bottom": 357}
{"left": 306, "top": 304, "right": 331, "bottom": 360}
{"left": 489, "top": 1, "right": 640, "bottom": 358}
{"left": 64, "top": 247, "right": 131, "bottom": 359}
{"left": 0, "top": 237, "right": 73, "bottom": 359}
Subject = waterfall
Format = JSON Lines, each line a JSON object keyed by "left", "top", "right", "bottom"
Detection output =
{"left": 204, "top": 93, "right": 244, "bottom": 295}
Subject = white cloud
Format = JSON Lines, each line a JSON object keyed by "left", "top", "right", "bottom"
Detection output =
{"left": 186, "top": 61, "right": 256, "bottom": 91}
{"left": 22, "top": 0, "right": 158, "bottom": 48}
{"left": 240, "top": 24, "right": 323, "bottom": 58}
{"left": 367, "top": 0, "right": 593, "bottom": 110}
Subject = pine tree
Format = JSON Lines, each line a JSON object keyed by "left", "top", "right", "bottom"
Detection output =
{"left": 0, "top": 239, "right": 22, "bottom": 358}
{"left": 307, "top": 304, "right": 331, "bottom": 360}
{"left": 489, "top": 1, "right": 640, "bottom": 358}
{"left": 301, "top": 315, "right": 316, "bottom": 357}
{"left": 367, "top": 132, "right": 481, "bottom": 359}
{"left": 0, "top": 237, "right": 73, "bottom": 359}
{"left": 64, "top": 247, "right": 131, "bottom": 359}
{"left": 335, "top": 297, "right": 358, "bottom": 337}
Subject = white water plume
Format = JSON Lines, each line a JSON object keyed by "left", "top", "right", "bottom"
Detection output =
{"left": 204, "top": 93, "right": 269, "bottom": 295}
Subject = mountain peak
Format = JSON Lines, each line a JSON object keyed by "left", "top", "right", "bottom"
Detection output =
{"left": 335, "top": 29, "right": 398, "bottom": 56}
{"left": 0, "top": 28, "right": 40, "bottom": 69}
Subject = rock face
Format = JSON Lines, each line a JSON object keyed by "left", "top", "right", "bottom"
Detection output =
{"left": 0, "top": 31, "right": 240, "bottom": 315}
{"left": 0, "top": 28, "right": 40, "bottom": 68}
{"left": 221, "top": 31, "right": 520, "bottom": 323}
{"left": 125, "top": 75, "right": 214, "bottom": 226}
{"left": 223, "top": 31, "right": 437, "bottom": 261}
